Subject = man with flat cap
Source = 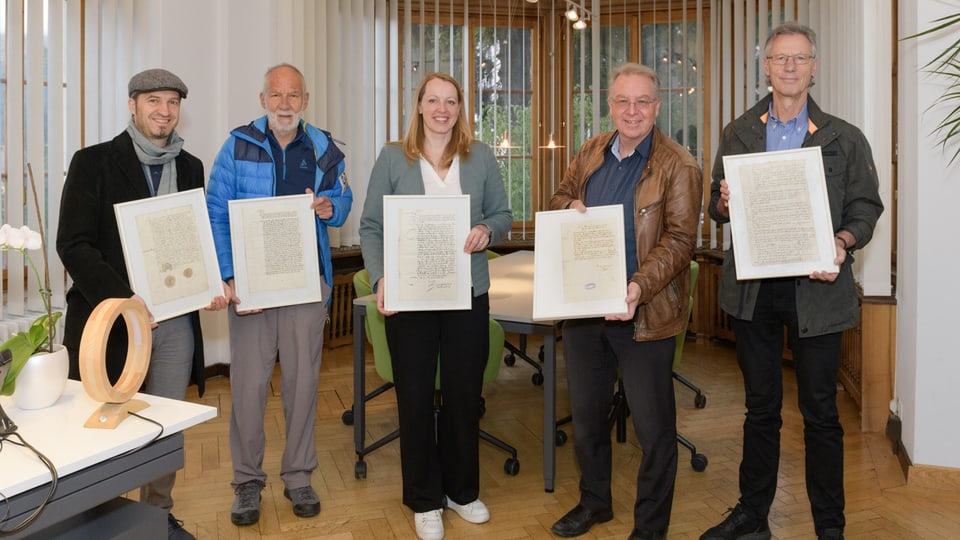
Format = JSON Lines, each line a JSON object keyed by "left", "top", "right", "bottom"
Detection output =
{"left": 57, "top": 68, "right": 227, "bottom": 540}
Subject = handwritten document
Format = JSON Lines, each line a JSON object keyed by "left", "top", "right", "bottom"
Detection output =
{"left": 560, "top": 217, "right": 623, "bottom": 303}
{"left": 383, "top": 195, "right": 471, "bottom": 311}
{"left": 397, "top": 208, "right": 458, "bottom": 301}
{"left": 114, "top": 188, "right": 223, "bottom": 322}
{"left": 228, "top": 194, "right": 322, "bottom": 311}
{"left": 241, "top": 206, "right": 307, "bottom": 293}
{"left": 532, "top": 205, "right": 628, "bottom": 321}
{"left": 739, "top": 159, "right": 820, "bottom": 266}
{"left": 136, "top": 204, "right": 209, "bottom": 304}
{"left": 723, "top": 147, "right": 838, "bottom": 280}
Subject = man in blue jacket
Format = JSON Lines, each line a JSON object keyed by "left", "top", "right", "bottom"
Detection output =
{"left": 206, "top": 63, "right": 352, "bottom": 526}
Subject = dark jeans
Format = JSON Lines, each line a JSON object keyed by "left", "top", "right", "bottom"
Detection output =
{"left": 731, "top": 278, "right": 845, "bottom": 534}
{"left": 384, "top": 293, "right": 489, "bottom": 513}
{"left": 562, "top": 318, "right": 677, "bottom": 531}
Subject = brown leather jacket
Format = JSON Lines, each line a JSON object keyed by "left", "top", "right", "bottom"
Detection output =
{"left": 550, "top": 128, "right": 702, "bottom": 341}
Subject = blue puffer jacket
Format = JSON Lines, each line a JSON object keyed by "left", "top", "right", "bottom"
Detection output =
{"left": 207, "top": 116, "right": 353, "bottom": 294}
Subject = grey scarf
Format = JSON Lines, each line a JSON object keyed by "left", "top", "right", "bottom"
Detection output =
{"left": 126, "top": 120, "right": 184, "bottom": 196}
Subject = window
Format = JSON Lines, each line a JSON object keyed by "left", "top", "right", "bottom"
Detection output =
{"left": 403, "top": 11, "right": 537, "bottom": 230}
{"left": 399, "top": 2, "right": 708, "bottom": 235}
{"left": 569, "top": 11, "right": 705, "bottom": 162}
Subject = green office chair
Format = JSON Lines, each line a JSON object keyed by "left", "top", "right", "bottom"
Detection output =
{"left": 342, "top": 269, "right": 520, "bottom": 478}
{"left": 555, "top": 260, "right": 708, "bottom": 472}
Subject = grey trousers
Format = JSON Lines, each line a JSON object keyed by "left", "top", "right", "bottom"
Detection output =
{"left": 228, "top": 281, "right": 329, "bottom": 490}
{"left": 140, "top": 314, "right": 195, "bottom": 511}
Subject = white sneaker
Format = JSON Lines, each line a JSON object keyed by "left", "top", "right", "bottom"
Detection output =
{"left": 414, "top": 509, "right": 444, "bottom": 540}
{"left": 445, "top": 497, "right": 490, "bottom": 524}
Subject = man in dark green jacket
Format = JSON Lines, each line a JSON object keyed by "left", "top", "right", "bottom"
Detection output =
{"left": 700, "top": 23, "right": 883, "bottom": 540}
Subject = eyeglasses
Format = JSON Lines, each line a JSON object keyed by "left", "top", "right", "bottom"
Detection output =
{"left": 766, "top": 54, "right": 815, "bottom": 65}
{"left": 609, "top": 97, "right": 660, "bottom": 110}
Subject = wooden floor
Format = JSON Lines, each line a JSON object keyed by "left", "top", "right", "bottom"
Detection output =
{"left": 155, "top": 335, "right": 960, "bottom": 539}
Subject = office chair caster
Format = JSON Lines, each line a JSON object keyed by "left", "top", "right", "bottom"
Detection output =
{"left": 504, "top": 352, "right": 517, "bottom": 366}
{"left": 691, "top": 453, "right": 708, "bottom": 472}
{"left": 532, "top": 372, "right": 544, "bottom": 385}
{"left": 355, "top": 460, "right": 367, "bottom": 479}
{"left": 504, "top": 458, "right": 520, "bottom": 475}
{"left": 342, "top": 409, "right": 354, "bottom": 425}
{"left": 555, "top": 430, "right": 568, "bottom": 446}
{"left": 694, "top": 394, "right": 707, "bottom": 408}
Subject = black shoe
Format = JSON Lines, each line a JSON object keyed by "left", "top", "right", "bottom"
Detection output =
{"left": 551, "top": 504, "right": 614, "bottom": 537}
{"left": 629, "top": 528, "right": 667, "bottom": 539}
{"left": 284, "top": 485, "right": 321, "bottom": 517}
{"left": 230, "top": 480, "right": 264, "bottom": 526}
{"left": 699, "top": 505, "right": 771, "bottom": 540}
{"left": 167, "top": 513, "right": 195, "bottom": 540}
{"left": 818, "top": 528, "right": 844, "bottom": 540}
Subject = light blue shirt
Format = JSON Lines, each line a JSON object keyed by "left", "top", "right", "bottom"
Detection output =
{"left": 766, "top": 101, "right": 809, "bottom": 151}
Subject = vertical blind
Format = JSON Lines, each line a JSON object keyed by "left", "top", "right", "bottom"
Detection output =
{"left": 2, "top": 0, "right": 75, "bottom": 330}
{"left": 278, "top": 0, "right": 389, "bottom": 249}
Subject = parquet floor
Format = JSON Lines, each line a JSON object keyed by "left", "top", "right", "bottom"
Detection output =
{"left": 156, "top": 336, "right": 960, "bottom": 539}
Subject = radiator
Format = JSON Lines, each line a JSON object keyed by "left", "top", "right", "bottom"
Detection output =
{"left": 324, "top": 271, "right": 357, "bottom": 349}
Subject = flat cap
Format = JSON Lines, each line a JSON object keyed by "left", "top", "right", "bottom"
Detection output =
{"left": 128, "top": 68, "right": 188, "bottom": 98}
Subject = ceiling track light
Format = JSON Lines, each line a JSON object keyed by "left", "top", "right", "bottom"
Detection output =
{"left": 564, "top": 1, "right": 592, "bottom": 29}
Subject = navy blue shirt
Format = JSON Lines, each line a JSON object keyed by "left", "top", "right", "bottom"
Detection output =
{"left": 584, "top": 131, "right": 654, "bottom": 279}
{"left": 267, "top": 126, "right": 317, "bottom": 196}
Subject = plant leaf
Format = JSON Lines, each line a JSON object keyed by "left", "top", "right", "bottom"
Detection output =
{"left": 0, "top": 313, "right": 59, "bottom": 395}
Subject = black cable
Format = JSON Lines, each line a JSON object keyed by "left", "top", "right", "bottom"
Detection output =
{"left": 111, "top": 411, "right": 166, "bottom": 460}
{"left": 0, "top": 412, "right": 166, "bottom": 536}
{"left": 0, "top": 432, "right": 59, "bottom": 536}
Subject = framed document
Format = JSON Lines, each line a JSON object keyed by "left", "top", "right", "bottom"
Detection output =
{"left": 114, "top": 188, "right": 223, "bottom": 322}
{"left": 383, "top": 195, "right": 471, "bottom": 311}
{"left": 532, "top": 204, "right": 628, "bottom": 321}
{"left": 227, "top": 193, "right": 322, "bottom": 311}
{"left": 723, "top": 147, "right": 838, "bottom": 280}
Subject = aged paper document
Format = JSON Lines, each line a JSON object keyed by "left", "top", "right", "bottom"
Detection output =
{"left": 228, "top": 194, "right": 322, "bottom": 310}
{"left": 559, "top": 216, "right": 623, "bottom": 303}
{"left": 114, "top": 188, "right": 222, "bottom": 322}
{"left": 383, "top": 195, "right": 471, "bottom": 311}
{"left": 533, "top": 205, "right": 628, "bottom": 320}
{"left": 136, "top": 204, "right": 208, "bottom": 303}
{"left": 397, "top": 208, "right": 459, "bottom": 301}
{"left": 723, "top": 147, "right": 838, "bottom": 279}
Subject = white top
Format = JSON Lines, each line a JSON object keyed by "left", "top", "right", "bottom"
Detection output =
{"left": 419, "top": 155, "right": 462, "bottom": 195}
{"left": 0, "top": 380, "right": 216, "bottom": 497}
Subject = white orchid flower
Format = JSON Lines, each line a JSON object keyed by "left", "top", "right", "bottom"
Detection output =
{"left": 22, "top": 227, "right": 43, "bottom": 250}
{"left": 0, "top": 224, "right": 12, "bottom": 246}
{"left": 5, "top": 226, "right": 26, "bottom": 249}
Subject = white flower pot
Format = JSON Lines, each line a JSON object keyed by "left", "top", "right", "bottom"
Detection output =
{"left": 12, "top": 344, "right": 69, "bottom": 410}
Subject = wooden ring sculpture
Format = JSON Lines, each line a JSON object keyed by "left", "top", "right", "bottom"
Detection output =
{"left": 79, "top": 297, "right": 152, "bottom": 428}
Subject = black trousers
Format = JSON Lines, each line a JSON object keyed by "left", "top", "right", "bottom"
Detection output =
{"left": 384, "top": 293, "right": 489, "bottom": 513}
{"left": 562, "top": 318, "right": 677, "bottom": 532}
{"left": 731, "top": 278, "right": 845, "bottom": 534}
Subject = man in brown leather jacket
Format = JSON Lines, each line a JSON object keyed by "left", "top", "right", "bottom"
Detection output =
{"left": 549, "top": 63, "right": 702, "bottom": 540}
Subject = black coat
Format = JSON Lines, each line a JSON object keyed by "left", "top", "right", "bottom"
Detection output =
{"left": 56, "top": 131, "right": 207, "bottom": 395}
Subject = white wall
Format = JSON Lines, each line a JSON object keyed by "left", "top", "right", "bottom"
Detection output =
{"left": 897, "top": 1, "right": 960, "bottom": 469}
{"left": 156, "top": 0, "right": 280, "bottom": 365}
